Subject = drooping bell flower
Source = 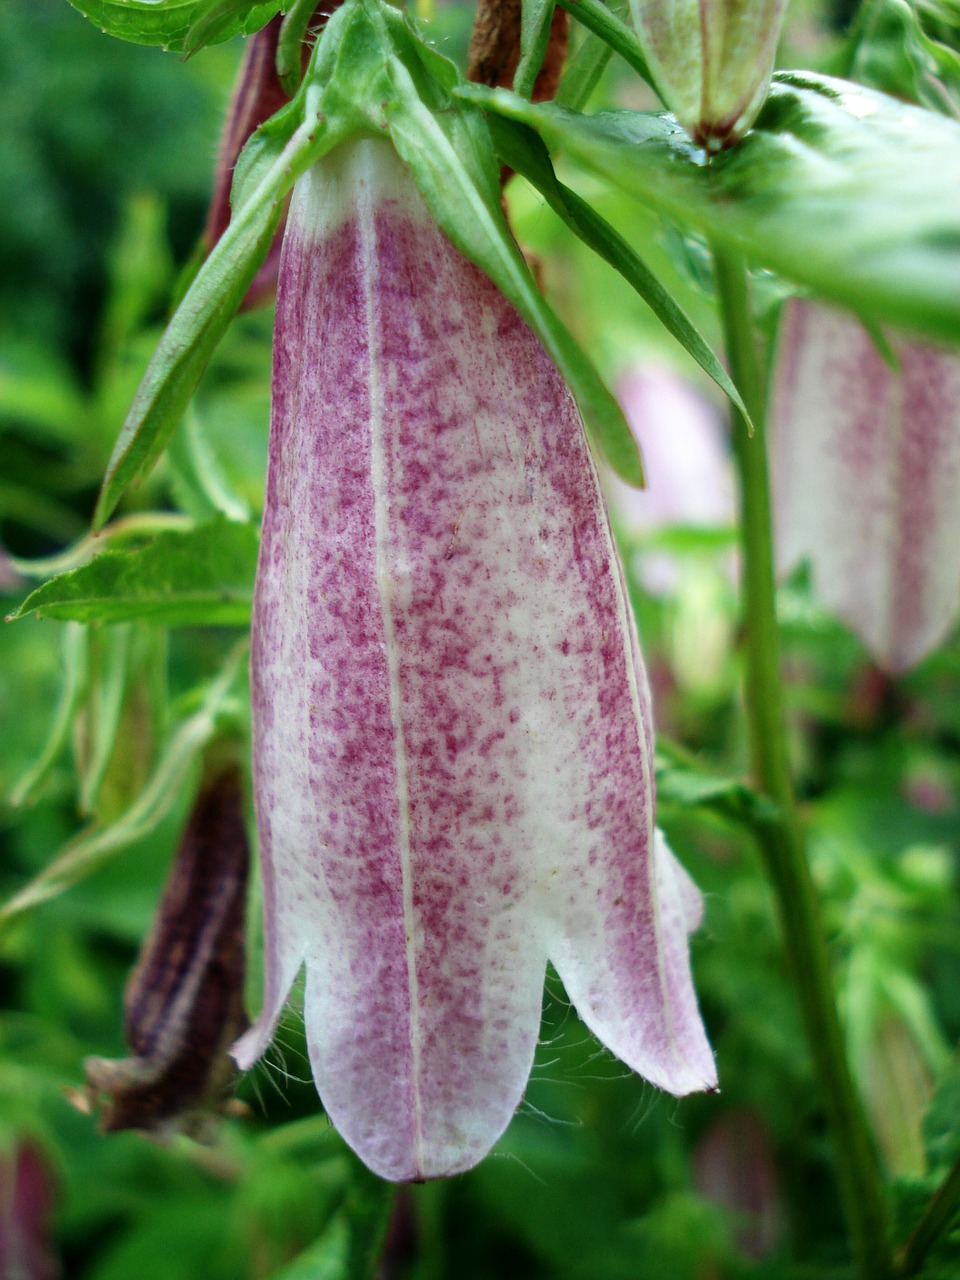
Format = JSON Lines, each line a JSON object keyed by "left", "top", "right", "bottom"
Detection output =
{"left": 233, "top": 137, "right": 716, "bottom": 1182}
{"left": 601, "top": 365, "right": 736, "bottom": 597}
{"left": 770, "top": 298, "right": 960, "bottom": 673}
{"left": 629, "top": 0, "right": 788, "bottom": 150}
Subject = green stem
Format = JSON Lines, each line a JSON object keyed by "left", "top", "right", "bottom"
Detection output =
{"left": 346, "top": 1161, "right": 397, "bottom": 1279}
{"left": 897, "top": 1153, "right": 960, "bottom": 1276}
{"left": 712, "top": 244, "right": 893, "bottom": 1280}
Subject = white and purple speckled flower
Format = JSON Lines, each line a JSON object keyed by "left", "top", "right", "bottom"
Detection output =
{"left": 232, "top": 138, "right": 716, "bottom": 1181}
{"left": 771, "top": 299, "right": 960, "bottom": 673}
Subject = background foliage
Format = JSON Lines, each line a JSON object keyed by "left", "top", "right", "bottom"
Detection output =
{"left": 1, "top": 0, "right": 958, "bottom": 1277}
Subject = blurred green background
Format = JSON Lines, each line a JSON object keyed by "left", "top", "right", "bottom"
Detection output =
{"left": 0, "top": 1, "right": 958, "bottom": 1277}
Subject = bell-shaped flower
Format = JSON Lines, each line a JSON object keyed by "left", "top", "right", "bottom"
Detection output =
{"left": 629, "top": 0, "right": 788, "bottom": 150}
{"left": 601, "top": 365, "right": 736, "bottom": 597}
{"left": 770, "top": 299, "right": 960, "bottom": 674}
{"left": 233, "top": 138, "right": 716, "bottom": 1181}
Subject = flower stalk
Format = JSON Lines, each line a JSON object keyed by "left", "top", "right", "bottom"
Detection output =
{"left": 712, "top": 245, "right": 893, "bottom": 1280}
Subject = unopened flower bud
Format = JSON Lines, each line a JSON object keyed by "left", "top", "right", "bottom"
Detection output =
{"left": 84, "top": 765, "right": 249, "bottom": 1137}
{"left": 630, "top": 0, "right": 788, "bottom": 150}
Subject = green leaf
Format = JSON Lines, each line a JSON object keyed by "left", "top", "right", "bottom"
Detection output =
{"left": 0, "top": 644, "right": 247, "bottom": 928}
{"left": 514, "top": 0, "right": 557, "bottom": 99}
{"left": 463, "top": 73, "right": 960, "bottom": 341}
{"left": 76, "top": 625, "right": 133, "bottom": 816}
{"left": 924, "top": 1065, "right": 960, "bottom": 1171}
{"left": 491, "top": 116, "right": 751, "bottom": 421}
{"left": 845, "top": 0, "right": 960, "bottom": 117}
{"left": 9, "top": 514, "right": 194, "bottom": 582}
{"left": 0, "top": 349, "right": 89, "bottom": 446}
{"left": 65, "top": 0, "right": 281, "bottom": 51}
{"left": 555, "top": 32, "right": 613, "bottom": 110}
{"left": 0, "top": 480, "right": 85, "bottom": 542}
{"left": 266, "top": 1218, "right": 349, "bottom": 1280}
{"left": 9, "top": 519, "right": 259, "bottom": 627}
{"left": 654, "top": 743, "right": 778, "bottom": 829}
{"left": 166, "top": 411, "right": 252, "bottom": 522}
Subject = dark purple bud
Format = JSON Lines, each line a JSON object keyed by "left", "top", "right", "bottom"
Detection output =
{"left": 694, "top": 1109, "right": 784, "bottom": 1259}
{"left": 84, "top": 765, "right": 249, "bottom": 1137}
{"left": 0, "top": 1144, "right": 60, "bottom": 1280}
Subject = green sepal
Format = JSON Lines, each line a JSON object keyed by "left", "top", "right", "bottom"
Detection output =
{"left": 277, "top": 0, "right": 320, "bottom": 94}
{"left": 183, "top": 0, "right": 282, "bottom": 54}
{"left": 76, "top": 624, "right": 134, "bottom": 816}
{"left": 92, "top": 27, "right": 357, "bottom": 529}
{"left": 9, "top": 519, "right": 259, "bottom": 627}
{"left": 554, "top": 0, "right": 631, "bottom": 111}
{"left": 9, "top": 624, "right": 90, "bottom": 808}
{"left": 462, "top": 73, "right": 960, "bottom": 342}
{"left": 555, "top": 0, "right": 652, "bottom": 88}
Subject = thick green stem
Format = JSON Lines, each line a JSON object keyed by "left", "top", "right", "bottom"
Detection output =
{"left": 712, "top": 244, "right": 893, "bottom": 1280}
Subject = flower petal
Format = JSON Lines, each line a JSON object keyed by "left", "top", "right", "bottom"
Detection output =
{"left": 235, "top": 138, "right": 714, "bottom": 1180}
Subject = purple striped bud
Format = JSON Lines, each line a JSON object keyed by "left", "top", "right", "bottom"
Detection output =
{"left": 630, "top": 0, "right": 788, "bottom": 150}
{"left": 234, "top": 138, "right": 715, "bottom": 1181}
{"left": 771, "top": 299, "right": 960, "bottom": 673}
